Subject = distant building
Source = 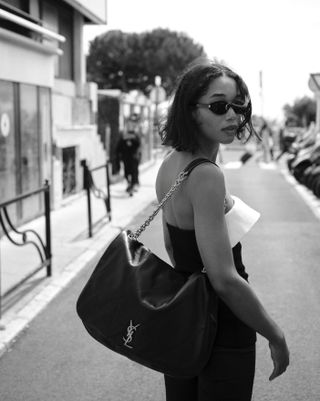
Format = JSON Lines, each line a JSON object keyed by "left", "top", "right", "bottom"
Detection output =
{"left": 0, "top": 0, "right": 107, "bottom": 225}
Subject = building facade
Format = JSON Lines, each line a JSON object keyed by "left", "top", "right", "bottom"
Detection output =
{"left": 0, "top": 0, "right": 108, "bottom": 225}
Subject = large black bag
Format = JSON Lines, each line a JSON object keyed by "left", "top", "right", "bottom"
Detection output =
{"left": 76, "top": 158, "right": 218, "bottom": 378}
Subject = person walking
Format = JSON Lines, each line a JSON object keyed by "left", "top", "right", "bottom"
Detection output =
{"left": 156, "top": 59, "right": 289, "bottom": 400}
{"left": 126, "top": 113, "right": 142, "bottom": 186}
{"left": 116, "top": 114, "right": 141, "bottom": 196}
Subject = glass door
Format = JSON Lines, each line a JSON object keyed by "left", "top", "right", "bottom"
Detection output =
{"left": 1, "top": 81, "right": 51, "bottom": 226}
{"left": 0, "top": 80, "right": 16, "bottom": 203}
{"left": 19, "top": 84, "right": 41, "bottom": 221}
{"left": 0, "top": 80, "right": 18, "bottom": 229}
{"left": 39, "top": 87, "right": 52, "bottom": 183}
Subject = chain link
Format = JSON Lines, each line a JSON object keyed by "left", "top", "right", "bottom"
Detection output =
{"left": 128, "top": 170, "right": 189, "bottom": 240}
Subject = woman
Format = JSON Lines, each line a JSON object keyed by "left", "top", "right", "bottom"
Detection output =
{"left": 155, "top": 60, "right": 289, "bottom": 401}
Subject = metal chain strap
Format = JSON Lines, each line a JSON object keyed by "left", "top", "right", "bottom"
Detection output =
{"left": 128, "top": 170, "right": 189, "bottom": 240}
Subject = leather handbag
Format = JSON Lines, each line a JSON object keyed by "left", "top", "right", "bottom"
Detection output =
{"left": 76, "top": 158, "right": 218, "bottom": 378}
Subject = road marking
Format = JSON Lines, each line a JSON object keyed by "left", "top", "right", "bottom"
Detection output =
{"left": 223, "top": 161, "right": 242, "bottom": 169}
{"left": 258, "top": 162, "right": 277, "bottom": 170}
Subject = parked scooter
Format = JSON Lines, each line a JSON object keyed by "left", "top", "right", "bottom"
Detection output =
{"left": 286, "top": 124, "right": 316, "bottom": 170}
{"left": 276, "top": 131, "right": 298, "bottom": 162}
{"left": 287, "top": 124, "right": 320, "bottom": 198}
{"left": 299, "top": 143, "right": 320, "bottom": 196}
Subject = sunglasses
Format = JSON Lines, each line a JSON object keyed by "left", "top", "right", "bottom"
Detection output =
{"left": 195, "top": 100, "right": 250, "bottom": 116}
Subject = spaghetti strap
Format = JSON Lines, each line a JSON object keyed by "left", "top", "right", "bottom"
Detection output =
{"left": 184, "top": 158, "right": 218, "bottom": 176}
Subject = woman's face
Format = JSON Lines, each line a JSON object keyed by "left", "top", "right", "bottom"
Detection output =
{"left": 194, "top": 75, "right": 244, "bottom": 148}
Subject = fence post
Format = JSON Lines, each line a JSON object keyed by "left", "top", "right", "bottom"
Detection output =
{"left": 106, "top": 161, "right": 111, "bottom": 221}
{"left": 0, "top": 244, "right": 3, "bottom": 324}
{"left": 81, "top": 160, "right": 92, "bottom": 238}
{"left": 44, "top": 180, "right": 52, "bottom": 277}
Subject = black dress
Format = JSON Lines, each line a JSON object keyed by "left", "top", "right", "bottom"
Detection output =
{"left": 164, "top": 158, "right": 257, "bottom": 400}
{"left": 166, "top": 223, "right": 256, "bottom": 348}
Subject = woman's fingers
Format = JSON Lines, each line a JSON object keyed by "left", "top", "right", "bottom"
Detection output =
{"left": 268, "top": 341, "right": 289, "bottom": 381}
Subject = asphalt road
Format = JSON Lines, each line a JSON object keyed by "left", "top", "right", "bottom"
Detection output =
{"left": 1, "top": 153, "right": 320, "bottom": 401}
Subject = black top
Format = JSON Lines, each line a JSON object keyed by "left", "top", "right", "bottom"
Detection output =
{"left": 167, "top": 224, "right": 256, "bottom": 347}
{"left": 164, "top": 158, "right": 256, "bottom": 348}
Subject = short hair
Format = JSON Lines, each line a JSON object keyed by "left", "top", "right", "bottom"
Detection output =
{"left": 160, "top": 59, "right": 258, "bottom": 152}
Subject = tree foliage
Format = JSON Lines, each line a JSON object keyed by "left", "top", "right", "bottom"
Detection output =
{"left": 86, "top": 28, "right": 207, "bottom": 95}
{"left": 283, "top": 96, "right": 316, "bottom": 127}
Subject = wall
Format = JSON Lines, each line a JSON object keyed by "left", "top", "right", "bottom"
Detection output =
{"left": 0, "top": 28, "right": 57, "bottom": 87}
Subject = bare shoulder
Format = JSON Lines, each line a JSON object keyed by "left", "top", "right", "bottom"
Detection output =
{"left": 187, "top": 162, "right": 226, "bottom": 206}
{"left": 155, "top": 150, "right": 174, "bottom": 200}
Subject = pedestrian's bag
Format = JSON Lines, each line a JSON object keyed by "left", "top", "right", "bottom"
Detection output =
{"left": 76, "top": 158, "right": 218, "bottom": 378}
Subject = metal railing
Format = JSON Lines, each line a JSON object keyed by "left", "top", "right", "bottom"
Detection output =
{"left": 81, "top": 160, "right": 112, "bottom": 238}
{"left": 0, "top": 7, "right": 66, "bottom": 42}
{"left": 0, "top": 181, "right": 52, "bottom": 320}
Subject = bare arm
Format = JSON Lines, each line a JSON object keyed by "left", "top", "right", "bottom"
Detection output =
{"left": 156, "top": 163, "right": 175, "bottom": 267}
{"left": 189, "top": 164, "right": 289, "bottom": 381}
{"left": 161, "top": 214, "right": 175, "bottom": 266}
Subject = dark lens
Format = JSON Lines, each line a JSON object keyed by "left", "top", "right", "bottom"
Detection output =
{"left": 208, "top": 101, "right": 228, "bottom": 115}
{"left": 232, "top": 103, "right": 248, "bottom": 115}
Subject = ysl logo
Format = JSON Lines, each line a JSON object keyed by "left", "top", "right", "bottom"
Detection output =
{"left": 123, "top": 320, "right": 140, "bottom": 349}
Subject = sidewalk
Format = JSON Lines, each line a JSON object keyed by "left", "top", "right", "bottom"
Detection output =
{"left": 0, "top": 153, "right": 164, "bottom": 357}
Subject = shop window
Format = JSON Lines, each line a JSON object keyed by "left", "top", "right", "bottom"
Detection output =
{"left": 19, "top": 84, "right": 42, "bottom": 220}
{"left": 39, "top": 87, "right": 52, "bottom": 182}
{"left": 0, "top": 80, "right": 16, "bottom": 204}
{"left": 0, "top": 80, "right": 51, "bottom": 226}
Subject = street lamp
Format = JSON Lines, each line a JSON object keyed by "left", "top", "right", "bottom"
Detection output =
{"left": 149, "top": 76, "right": 166, "bottom": 148}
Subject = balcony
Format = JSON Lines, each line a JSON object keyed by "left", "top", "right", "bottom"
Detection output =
{"left": 0, "top": 1, "right": 65, "bottom": 46}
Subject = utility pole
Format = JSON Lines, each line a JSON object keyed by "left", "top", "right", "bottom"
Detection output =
{"left": 259, "top": 70, "right": 264, "bottom": 117}
{"left": 149, "top": 75, "right": 166, "bottom": 149}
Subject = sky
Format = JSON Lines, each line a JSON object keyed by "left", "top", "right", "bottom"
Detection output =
{"left": 83, "top": 0, "right": 320, "bottom": 122}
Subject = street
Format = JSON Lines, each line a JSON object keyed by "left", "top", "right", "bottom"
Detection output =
{"left": 1, "top": 150, "right": 320, "bottom": 401}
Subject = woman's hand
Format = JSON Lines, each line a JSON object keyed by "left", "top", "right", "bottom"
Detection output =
{"left": 268, "top": 334, "right": 290, "bottom": 381}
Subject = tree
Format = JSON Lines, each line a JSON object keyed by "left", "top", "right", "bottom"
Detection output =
{"left": 283, "top": 96, "right": 316, "bottom": 127}
{"left": 87, "top": 28, "right": 207, "bottom": 95}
